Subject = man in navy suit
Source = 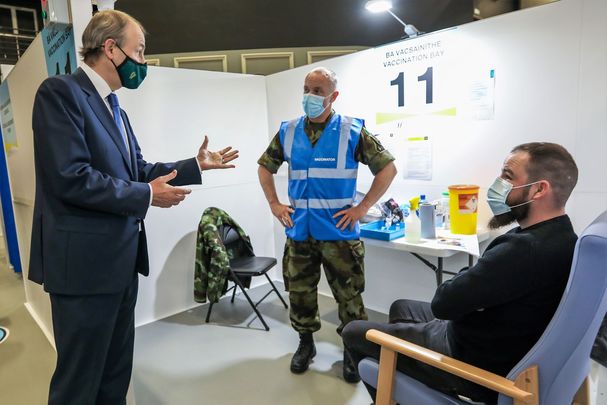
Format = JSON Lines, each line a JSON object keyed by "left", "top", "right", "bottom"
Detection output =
{"left": 29, "top": 10, "right": 238, "bottom": 404}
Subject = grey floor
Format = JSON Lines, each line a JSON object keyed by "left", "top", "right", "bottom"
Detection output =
{"left": 2, "top": 247, "right": 607, "bottom": 404}
{"left": 133, "top": 284, "right": 380, "bottom": 405}
{"left": 133, "top": 283, "right": 607, "bottom": 405}
{"left": 0, "top": 251, "right": 56, "bottom": 405}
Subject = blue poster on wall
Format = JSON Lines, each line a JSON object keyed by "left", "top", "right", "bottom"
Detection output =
{"left": 0, "top": 81, "right": 16, "bottom": 151}
{"left": 42, "top": 23, "right": 77, "bottom": 77}
{"left": 0, "top": 78, "right": 21, "bottom": 272}
{"left": 0, "top": 127, "right": 21, "bottom": 273}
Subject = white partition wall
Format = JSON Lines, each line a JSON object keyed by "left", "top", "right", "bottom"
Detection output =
{"left": 265, "top": 0, "right": 607, "bottom": 311}
{"left": 118, "top": 67, "right": 274, "bottom": 326}
{"left": 5, "top": 36, "right": 55, "bottom": 342}
{"left": 6, "top": 57, "right": 274, "bottom": 336}
{"left": 574, "top": 0, "right": 607, "bottom": 230}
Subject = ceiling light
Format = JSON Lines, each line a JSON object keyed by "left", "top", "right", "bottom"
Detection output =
{"left": 365, "top": 0, "right": 393, "bottom": 13}
{"left": 365, "top": 1, "right": 422, "bottom": 38}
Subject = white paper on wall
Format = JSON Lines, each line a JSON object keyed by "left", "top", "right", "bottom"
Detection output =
{"left": 403, "top": 136, "right": 432, "bottom": 180}
{"left": 468, "top": 68, "right": 496, "bottom": 120}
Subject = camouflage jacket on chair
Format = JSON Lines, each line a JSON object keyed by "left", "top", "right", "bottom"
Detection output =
{"left": 194, "top": 207, "right": 253, "bottom": 304}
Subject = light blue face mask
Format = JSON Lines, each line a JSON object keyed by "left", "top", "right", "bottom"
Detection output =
{"left": 302, "top": 93, "right": 330, "bottom": 118}
{"left": 486, "top": 177, "right": 540, "bottom": 216}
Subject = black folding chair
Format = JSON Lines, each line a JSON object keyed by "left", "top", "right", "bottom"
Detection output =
{"left": 205, "top": 225, "right": 288, "bottom": 331}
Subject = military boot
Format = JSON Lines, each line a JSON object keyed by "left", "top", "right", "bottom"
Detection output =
{"left": 343, "top": 349, "right": 361, "bottom": 383}
{"left": 290, "top": 333, "right": 316, "bottom": 374}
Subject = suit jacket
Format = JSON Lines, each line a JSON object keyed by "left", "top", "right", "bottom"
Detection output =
{"left": 29, "top": 67, "right": 201, "bottom": 295}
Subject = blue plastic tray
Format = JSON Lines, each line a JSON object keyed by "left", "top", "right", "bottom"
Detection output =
{"left": 360, "top": 220, "right": 405, "bottom": 241}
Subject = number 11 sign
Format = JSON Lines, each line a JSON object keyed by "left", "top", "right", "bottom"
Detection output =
{"left": 372, "top": 29, "right": 460, "bottom": 126}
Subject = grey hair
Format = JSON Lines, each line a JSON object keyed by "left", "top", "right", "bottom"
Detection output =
{"left": 79, "top": 10, "right": 146, "bottom": 64}
{"left": 306, "top": 67, "right": 338, "bottom": 91}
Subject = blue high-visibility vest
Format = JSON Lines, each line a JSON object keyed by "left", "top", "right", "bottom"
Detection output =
{"left": 279, "top": 114, "right": 363, "bottom": 241}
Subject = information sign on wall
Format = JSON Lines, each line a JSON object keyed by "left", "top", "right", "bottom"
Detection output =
{"left": 42, "top": 23, "right": 77, "bottom": 77}
{"left": 373, "top": 29, "right": 459, "bottom": 124}
{"left": 369, "top": 29, "right": 474, "bottom": 181}
{"left": 0, "top": 81, "right": 16, "bottom": 151}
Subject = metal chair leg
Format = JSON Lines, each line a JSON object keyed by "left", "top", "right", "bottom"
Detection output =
{"left": 207, "top": 278, "right": 231, "bottom": 323}
{"left": 230, "top": 282, "right": 237, "bottom": 303}
{"left": 265, "top": 274, "right": 288, "bottom": 309}
{"left": 205, "top": 302, "right": 214, "bottom": 323}
{"left": 232, "top": 273, "right": 270, "bottom": 331}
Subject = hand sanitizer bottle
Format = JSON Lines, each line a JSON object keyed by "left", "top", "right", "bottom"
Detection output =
{"left": 441, "top": 192, "right": 450, "bottom": 230}
{"left": 405, "top": 197, "right": 421, "bottom": 243}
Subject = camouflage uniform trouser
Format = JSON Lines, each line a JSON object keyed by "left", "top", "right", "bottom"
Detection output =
{"left": 283, "top": 237, "right": 368, "bottom": 335}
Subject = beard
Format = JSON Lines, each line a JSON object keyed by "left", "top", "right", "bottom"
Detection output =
{"left": 488, "top": 199, "right": 531, "bottom": 230}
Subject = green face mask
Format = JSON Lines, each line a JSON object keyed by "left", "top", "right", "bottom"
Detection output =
{"left": 112, "top": 44, "right": 147, "bottom": 89}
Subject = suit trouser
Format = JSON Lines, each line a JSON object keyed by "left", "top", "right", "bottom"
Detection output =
{"left": 342, "top": 299, "right": 495, "bottom": 404}
{"left": 49, "top": 274, "right": 138, "bottom": 405}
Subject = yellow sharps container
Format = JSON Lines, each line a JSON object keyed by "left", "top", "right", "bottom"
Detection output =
{"left": 448, "top": 185, "right": 479, "bottom": 235}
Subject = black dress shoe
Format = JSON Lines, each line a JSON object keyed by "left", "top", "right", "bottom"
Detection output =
{"left": 343, "top": 349, "right": 361, "bottom": 383}
{"left": 290, "top": 333, "right": 316, "bottom": 374}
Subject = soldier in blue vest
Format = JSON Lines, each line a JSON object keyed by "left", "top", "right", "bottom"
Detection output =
{"left": 258, "top": 67, "right": 397, "bottom": 383}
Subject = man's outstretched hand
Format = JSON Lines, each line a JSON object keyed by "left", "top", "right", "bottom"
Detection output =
{"left": 197, "top": 135, "right": 239, "bottom": 170}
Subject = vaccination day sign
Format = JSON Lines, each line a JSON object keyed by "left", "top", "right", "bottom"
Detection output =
{"left": 42, "top": 22, "right": 77, "bottom": 77}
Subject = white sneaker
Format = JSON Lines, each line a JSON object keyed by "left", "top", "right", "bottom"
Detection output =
{"left": 0, "top": 327, "right": 9, "bottom": 344}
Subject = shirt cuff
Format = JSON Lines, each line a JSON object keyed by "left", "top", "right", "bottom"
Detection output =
{"left": 195, "top": 156, "right": 203, "bottom": 182}
{"left": 148, "top": 184, "right": 153, "bottom": 207}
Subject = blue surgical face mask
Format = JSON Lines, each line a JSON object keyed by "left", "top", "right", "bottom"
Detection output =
{"left": 302, "top": 93, "right": 330, "bottom": 118}
{"left": 487, "top": 177, "right": 541, "bottom": 216}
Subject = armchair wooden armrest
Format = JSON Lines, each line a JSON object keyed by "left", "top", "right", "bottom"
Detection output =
{"left": 365, "top": 329, "right": 539, "bottom": 405}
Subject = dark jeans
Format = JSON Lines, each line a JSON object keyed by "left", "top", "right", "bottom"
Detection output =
{"left": 342, "top": 299, "right": 496, "bottom": 404}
